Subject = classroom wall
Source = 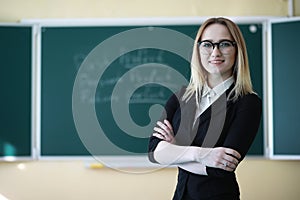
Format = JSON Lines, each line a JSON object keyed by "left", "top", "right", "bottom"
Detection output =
{"left": 295, "top": 0, "right": 300, "bottom": 15}
{"left": 0, "top": 0, "right": 292, "bottom": 22}
{"left": 1, "top": 0, "right": 300, "bottom": 200}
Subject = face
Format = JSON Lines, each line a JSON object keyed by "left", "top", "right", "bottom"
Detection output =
{"left": 199, "top": 23, "right": 236, "bottom": 80}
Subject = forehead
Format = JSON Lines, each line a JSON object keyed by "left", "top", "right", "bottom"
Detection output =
{"left": 201, "top": 23, "right": 233, "bottom": 40}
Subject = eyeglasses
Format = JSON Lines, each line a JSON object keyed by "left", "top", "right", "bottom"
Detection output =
{"left": 198, "top": 40, "right": 236, "bottom": 55}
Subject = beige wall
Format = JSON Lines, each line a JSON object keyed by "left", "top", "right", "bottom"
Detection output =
{"left": 0, "top": 0, "right": 291, "bottom": 22}
{"left": 0, "top": 159, "right": 300, "bottom": 200}
{"left": 1, "top": 0, "right": 300, "bottom": 200}
{"left": 295, "top": 0, "right": 300, "bottom": 15}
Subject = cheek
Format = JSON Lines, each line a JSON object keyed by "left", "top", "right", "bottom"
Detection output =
{"left": 228, "top": 55, "right": 236, "bottom": 66}
{"left": 199, "top": 54, "right": 209, "bottom": 66}
{"left": 227, "top": 52, "right": 237, "bottom": 67}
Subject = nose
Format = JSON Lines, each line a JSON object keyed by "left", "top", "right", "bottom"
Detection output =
{"left": 211, "top": 45, "right": 222, "bottom": 56}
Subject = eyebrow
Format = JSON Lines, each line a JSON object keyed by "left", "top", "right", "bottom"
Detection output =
{"left": 199, "top": 39, "right": 233, "bottom": 42}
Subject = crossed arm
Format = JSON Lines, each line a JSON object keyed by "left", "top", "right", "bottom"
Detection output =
{"left": 152, "top": 120, "right": 241, "bottom": 175}
{"left": 149, "top": 93, "right": 262, "bottom": 176}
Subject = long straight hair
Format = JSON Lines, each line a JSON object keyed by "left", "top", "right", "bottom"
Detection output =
{"left": 182, "top": 17, "right": 254, "bottom": 104}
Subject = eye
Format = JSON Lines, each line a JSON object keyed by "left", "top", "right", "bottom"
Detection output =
{"left": 201, "top": 41, "right": 213, "bottom": 48}
{"left": 219, "top": 41, "right": 233, "bottom": 48}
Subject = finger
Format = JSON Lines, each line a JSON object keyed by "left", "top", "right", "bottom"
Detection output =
{"left": 222, "top": 154, "right": 240, "bottom": 168}
{"left": 223, "top": 160, "right": 238, "bottom": 170}
{"left": 163, "top": 120, "right": 174, "bottom": 140}
{"left": 224, "top": 164, "right": 235, "bottom": 171}
{"left": 224, "top": 148, "right": 241, "bottom": 159}
{"left": 157, "top": 121, "right": 172, "bottom": 135}
{"left": 153, "top": 126, "right": 174, "bottom": 142}
{"left": 156, "top": 121, "right": 166, "bottom": 129}
{"left": 152, "top": 133, "right": 165, "bottom": 140}
{"left": 219, "top": 160, "right": 235, "bottom": 171}
{"left": 223, "top": 154, "right": 239, "bottom": 165}
{"left": 163, "top": 120, "right": 173, "bottom": 132}
{"left": 153, "top": 127, "right": 169, "bottom": 138}
{"left": 153, "top": 132, "right": 173, "bottom": 142}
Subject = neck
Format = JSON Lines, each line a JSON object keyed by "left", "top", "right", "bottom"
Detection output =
{"left": 207, "top": 73, "right": 232, "bottom": 88}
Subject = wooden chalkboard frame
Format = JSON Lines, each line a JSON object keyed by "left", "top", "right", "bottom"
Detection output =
{"left": 24, "top": 17, "right": 269, "bottom": 167}
{"left": 0, "top": 23, "right": 37, "bottom": 161}
{"left": 267, "top": 17, "right": 300, "bottom": 160}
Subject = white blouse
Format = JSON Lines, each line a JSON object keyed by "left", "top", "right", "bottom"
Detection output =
{"left": 194, "top": 77, "right": 234, "bottom": 125}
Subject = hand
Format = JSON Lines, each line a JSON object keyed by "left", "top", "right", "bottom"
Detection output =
{"left": 196, "top": 147, "right": 241, "bottom": 171}
{"left": 152, "top": 120, "right": 176, "bottom": 144}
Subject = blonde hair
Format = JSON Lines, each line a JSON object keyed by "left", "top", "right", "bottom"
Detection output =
{"left": 182, "top": 17, "right": 254, "bottom": 104}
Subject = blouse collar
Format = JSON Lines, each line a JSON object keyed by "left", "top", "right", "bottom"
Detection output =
{"left": 202, "top": 76, "right": 234, "bottom": 98}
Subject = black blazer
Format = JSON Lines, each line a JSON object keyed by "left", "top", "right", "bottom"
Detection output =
{"left": 148, "top": 86, "right": 262, "bottom": 200}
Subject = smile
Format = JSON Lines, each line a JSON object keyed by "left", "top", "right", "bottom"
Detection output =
{"left": 209, "top": 60, "right": 225, "bottom": 64}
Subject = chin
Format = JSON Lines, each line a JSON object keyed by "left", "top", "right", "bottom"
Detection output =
{"left": 207, "top": 68, "right": 222, "bottom": 75}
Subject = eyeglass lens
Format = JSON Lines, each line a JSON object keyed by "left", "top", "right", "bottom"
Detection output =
{"left": 198, "top": 40, "right": 235, "bottom": 55}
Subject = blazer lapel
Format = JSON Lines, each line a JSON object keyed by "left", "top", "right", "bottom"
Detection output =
{"left": 194, "top": 85, "right": 235, "bottom": 147}
{"left": 174, "top": 84, "right": 235, "bottom": 146}
{"left": 198, "top": 84, "right": 235, "bottom": 124}
{"left": 175, "top": 95, "right": 197, "bottom": 146}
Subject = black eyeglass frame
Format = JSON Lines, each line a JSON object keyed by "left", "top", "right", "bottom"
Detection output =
{"left": 197, "top": 39, "right": 237, "bottom": 50}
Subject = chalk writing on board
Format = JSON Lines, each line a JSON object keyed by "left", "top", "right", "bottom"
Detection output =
{"left": 74, "top": 49, "right": 176, "bottom": 104}
{"left": 119, "top": 48, "right": 164, "bottom": 69}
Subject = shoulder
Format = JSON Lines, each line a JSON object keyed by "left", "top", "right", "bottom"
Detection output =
{"left": 234, "top": 93, "right": 262, "bottom": 112}
{"left": 164, "top": 86, "right": 187, "bottom": 108}
{"left": 168, "top": 86, "right": 187, "bottom": 102}
{"left": 176, "top": 85, "right": 188, "bottom": 98}
{"left": 238, "top": 93, "right": 261, "bottom": 104}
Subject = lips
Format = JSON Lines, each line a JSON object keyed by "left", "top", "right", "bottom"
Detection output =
{"left": 209, "top": 60, "right": 224, "bottom": 64}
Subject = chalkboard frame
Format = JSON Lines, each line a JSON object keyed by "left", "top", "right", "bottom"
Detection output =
{"left": 267, "top": 17, "right": 300, "bottom": 160}
{"left": 0, "top": 23, "right": 37, "bottom": 161}
{"left": 29, "top": 17, "right": 268, "bottom": 167}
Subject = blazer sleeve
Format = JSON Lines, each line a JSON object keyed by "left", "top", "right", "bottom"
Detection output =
{"left": 147, "top": 87, "right": 185, "bottom": 163}
{"left": 206, "top": 93, "right": 262, "bottom": 177}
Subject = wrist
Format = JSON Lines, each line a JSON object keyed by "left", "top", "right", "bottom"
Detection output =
{"left": 194, "top": 147, "right": 212, "bottom": 163}
{"left": 192, "top": 147, "right": 203, "bottom": 163}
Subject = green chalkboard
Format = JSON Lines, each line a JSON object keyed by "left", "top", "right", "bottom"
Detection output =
{"left": 271, "top": 19, "right": 300, "bottom": 156}
{"left": 0, "top": 25, "right": 32, "bottom": 158}
{"left": 40, "top": 23, "right": 264, "bottom": 157}
{"left": 240, "top": 24, "right": 264, "bottom": 155}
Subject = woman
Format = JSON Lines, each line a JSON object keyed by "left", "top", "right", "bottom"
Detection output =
{"left": 148, "top": 17, "right": 262, "bottom": 200}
